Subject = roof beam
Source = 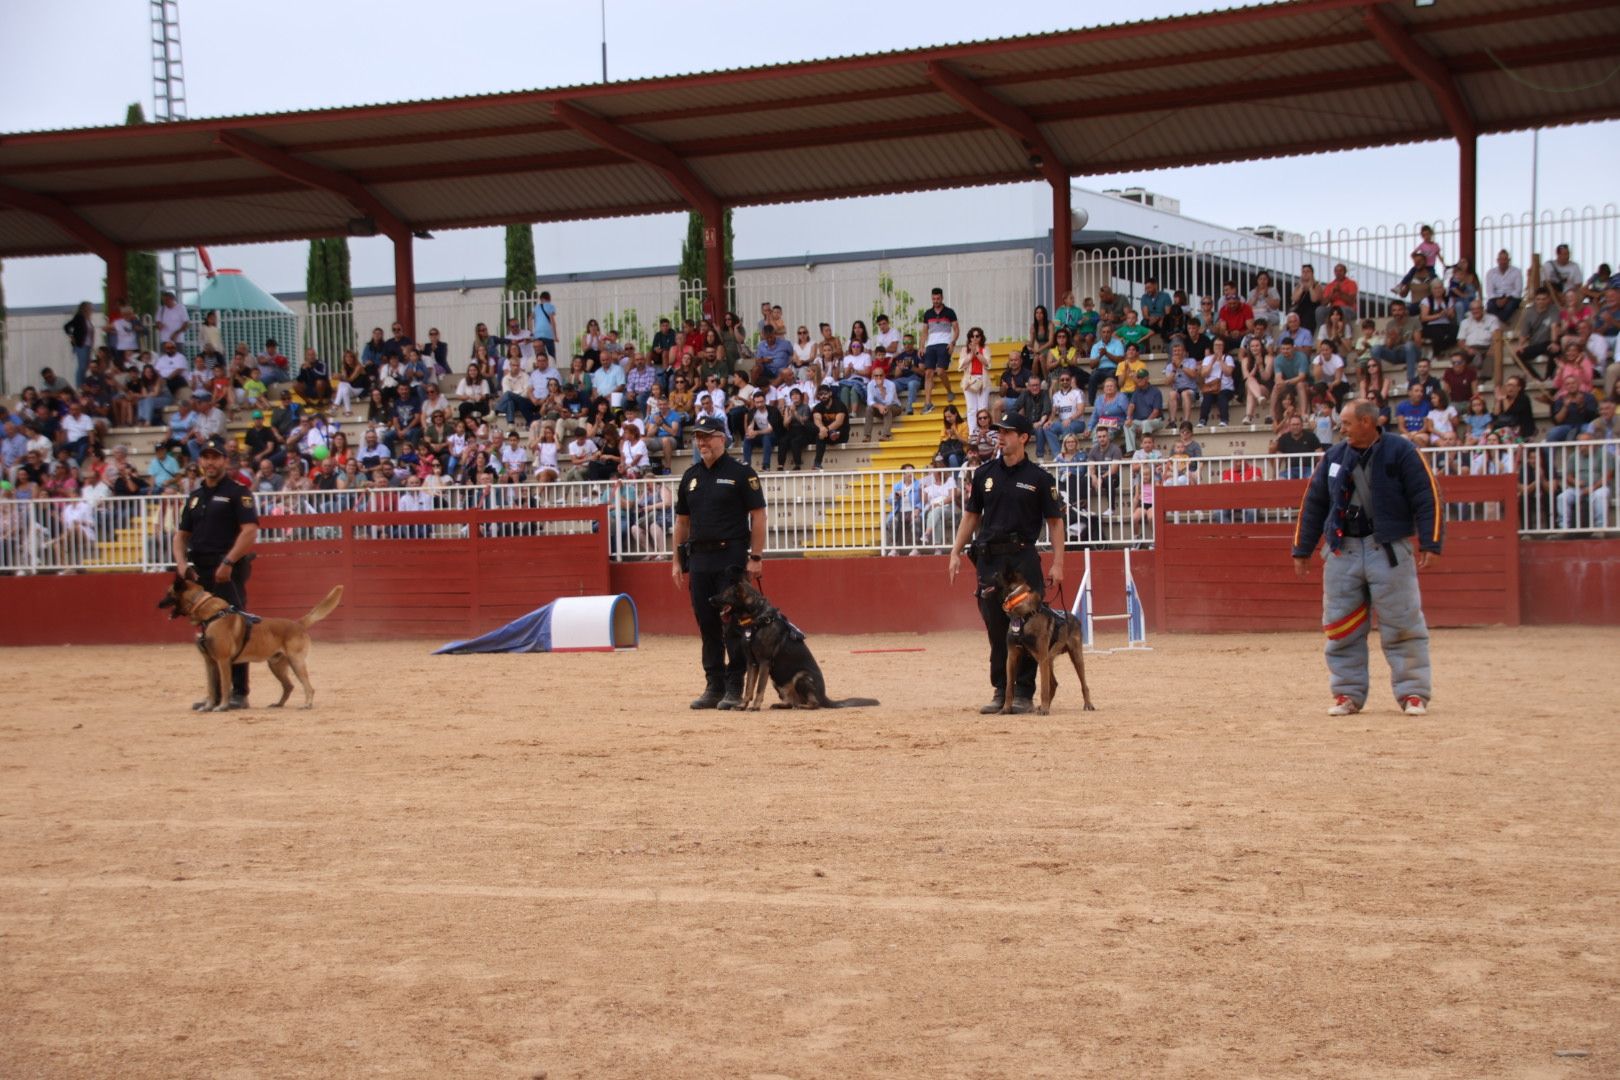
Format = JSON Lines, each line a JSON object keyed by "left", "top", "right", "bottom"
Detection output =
{"left": 549, "top": 101, "right": 720, "bottom": 218}
{"left": 1361, "top": 4, "right": 1475, "bottom": 141}
{"left": 0, "top": 182, "right": 122, "bottom": 260}
{"left": 212, "top": 128, "right": 412, "bottom": 238}
{"left": 924, "top": 62, "right": 1064, "bottom": 186}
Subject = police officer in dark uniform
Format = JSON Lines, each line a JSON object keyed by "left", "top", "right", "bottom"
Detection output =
{"left": 947, "top": 413, "right": 1067, "bottom": 714}
{"left": 173, "top": 435, "right": 260, "bottom": 709}
{"left": 672, "top": 415, "right": 768, "bottom": 710}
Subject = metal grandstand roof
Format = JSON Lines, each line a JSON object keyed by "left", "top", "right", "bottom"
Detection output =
{"left": 1, "top": 0, "right": 1617, "bottom": 259}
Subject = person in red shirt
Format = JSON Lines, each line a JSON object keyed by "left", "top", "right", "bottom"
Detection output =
{"left": 1215, "top": 281, "right": 1254, "bottom": 351}
{"left": 1319, "top": 263, "right": 1360, "bottom": 325}
{"left": 1441, "top": 350, "right": 1478, "bottom": 403}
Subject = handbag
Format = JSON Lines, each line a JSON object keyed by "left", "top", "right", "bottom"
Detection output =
{"left": 963, "top": 372, "right": 987, "bottom": 394}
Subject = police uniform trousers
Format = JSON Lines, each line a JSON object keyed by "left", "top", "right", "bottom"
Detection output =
{"left": 976, "top": 547, "right": 1041, "bottom": 699}
{"left": 689, "top": 553, "right": 749, "bottom": 694}
{"left": 190, "top": 555, "right": 253, "bottom": 696}
{"left": 1321, "top": 536, "right": 1431, "bottom": 707}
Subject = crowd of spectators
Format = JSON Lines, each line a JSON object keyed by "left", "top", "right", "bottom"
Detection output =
{"left": 3, "top": 245, "right": 1617, "bottom": 560}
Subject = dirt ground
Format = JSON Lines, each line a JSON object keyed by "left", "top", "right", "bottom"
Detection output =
{"left": 1, "top": 627, "right": 1617, "bottom": 1080}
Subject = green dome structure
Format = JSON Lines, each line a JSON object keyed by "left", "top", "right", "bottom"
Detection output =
{"left": 186, "top": 269, "right": 298, "bottom": 373}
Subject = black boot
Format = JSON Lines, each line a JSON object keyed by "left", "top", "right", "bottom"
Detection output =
{"left": 716, "top": 687, "right": 744, "bottom": 711}
{"left": 690, "top": 686, "right": 724, "bottom": 710}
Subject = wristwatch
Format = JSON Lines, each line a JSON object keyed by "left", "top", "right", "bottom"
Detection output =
{"left": 221, "top": 558, "right": 235, "bottom": 568}
{"left": 748, "top": 554, "right": 763, "bottom": 562}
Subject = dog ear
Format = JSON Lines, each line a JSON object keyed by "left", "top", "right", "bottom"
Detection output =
{"left": 723, "top": 564, "right": 747, "bottom": 584}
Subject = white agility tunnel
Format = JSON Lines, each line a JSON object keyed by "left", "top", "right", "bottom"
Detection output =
{"left": 434, "top": 593, "right": 639, "bottom": 654}
{"left": 549, "top": 594, "right": 640, "bottom": 652}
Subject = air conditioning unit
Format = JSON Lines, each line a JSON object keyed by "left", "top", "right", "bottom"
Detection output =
{"left": 1102, "top": 187, "right": 1181, "bottom": 215}
{"left": 1240, "top": 224, "right": 1304, "bottom": 244}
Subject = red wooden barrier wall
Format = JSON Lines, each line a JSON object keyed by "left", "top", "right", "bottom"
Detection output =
{"left": 1152, "top": 475, "right": 1521, "bottom": 633}
{"left": 245, "top": 505, "right": 610, "bottom": 641}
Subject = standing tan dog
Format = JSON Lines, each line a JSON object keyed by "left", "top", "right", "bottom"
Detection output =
{"left": 158, "top": 575, "right": 343, "bottom": 711}
{"left": 996, "top": 568, "right": 1096, "bottom": 715}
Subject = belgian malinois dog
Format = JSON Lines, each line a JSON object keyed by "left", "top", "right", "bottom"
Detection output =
{"left": 996, "top": 567, "right": 1096, "bottom": 715}
{"left": 158, "top": 575, "right": 343, "bottom": 711}
{"left": 710, "top": 569, "right": 880, "bottom": 710}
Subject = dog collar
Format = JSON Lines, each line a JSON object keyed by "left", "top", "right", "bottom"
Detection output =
{"left": 735, "top": 615, "right": 754, "bottom": 626}
{"left": 1001, "top": 586, "right": 1034, "bottom": 613}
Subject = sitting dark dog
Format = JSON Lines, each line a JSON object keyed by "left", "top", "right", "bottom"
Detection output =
{"left": 710, "top": 569, "right": 879, "bottom": 710}
{"left": 995, "top": 567, "right": 1096, "bottom": 715}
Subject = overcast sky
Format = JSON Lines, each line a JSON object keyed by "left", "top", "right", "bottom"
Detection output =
{"left": 4, "top": 0, "right": 1617, "bottom": 309}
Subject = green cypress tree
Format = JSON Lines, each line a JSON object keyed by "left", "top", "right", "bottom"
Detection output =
{"left": 305, "top": 237, "right": 355, "bottom": 361}
{"left": 502, "top": 223, "right": 536, "bottom": 330}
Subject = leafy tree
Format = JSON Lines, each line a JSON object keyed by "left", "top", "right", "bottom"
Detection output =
{"left": 870, "top": 273, "right": 921, "bottom": 336}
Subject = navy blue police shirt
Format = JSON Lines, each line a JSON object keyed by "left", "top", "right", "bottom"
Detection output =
{"left": 966, "top": 454, "right": 1065, "bottom": 546}
{"left": 675, "top": 453, "right": 767, "bottom": 570}
{"left": 177, "top": 476, "right": 258, "bottom": 557}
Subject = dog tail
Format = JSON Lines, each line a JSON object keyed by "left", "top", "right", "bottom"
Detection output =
{"left": 827, "top": 697, "right": 881, "bottom": 709}
{"left": 299, "top": 586, "right": 344, "bottom": 628}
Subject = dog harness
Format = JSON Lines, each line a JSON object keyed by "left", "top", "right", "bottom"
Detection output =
{"left": 1007, "top": 603, "right": 1070, "bottom": 649}
{"left": 735, "top": 608, "right": 806, "bottom": 645}
{"left": 194, "top": 605, "right": 262, "bottom": 663}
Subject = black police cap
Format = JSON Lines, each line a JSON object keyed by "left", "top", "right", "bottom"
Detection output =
{"left": 992, "top": 413, "right": 1033, "bottom": 436}
{"left": 197, "top": 436, "right": 230, "bottom": 456}
{"left": 690, "top": 416, "right": 728, "bottom": 436}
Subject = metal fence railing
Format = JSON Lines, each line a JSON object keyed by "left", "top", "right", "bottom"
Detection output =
{"left": 1073, "top": 204, "right": 1620, "bottom": 327}
{"left": 3, "top": 441, "right": 1613, "bottom": 574}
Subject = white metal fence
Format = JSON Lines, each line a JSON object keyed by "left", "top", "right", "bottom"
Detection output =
{"left": 1073, "top": 204, "right": 1620, "bottom": 325}
{"left": 4, "top": 441, "right": 1613, "bottom": 575}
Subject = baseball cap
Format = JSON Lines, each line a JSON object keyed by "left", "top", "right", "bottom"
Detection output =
{"left": 198, "top": 436, "right": 229, "bottom": 457}
{"left": 992, "top": 413, "right": 1033, "bottom": 436}
{"left": 691, "top": 415, "right": 728, "bottom": 437}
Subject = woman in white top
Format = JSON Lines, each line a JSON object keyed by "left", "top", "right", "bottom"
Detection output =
{"left": 530, "top": 425, "right": 561, "bottom": 483}
{"left": 957, "top": 326, "right": 993, "bottom": 435}
{"left": 619, "top": 423, "right": 651, "bottom": 478}
{"left": 791, "top": 326, "right": 818, "bottom": 376}
{"left": 455, "top": 363, "right": 492, "bottom": 421}
{"left": 199, "top": 311, "right": 224, "bottom": 357}
{"left": 1422, "top": 388, "right": 1460, "bottom": 446}
{"left": 1311, "top": 340, "right": 1348, "bottom": 407}
{"left": 1248, "top": 271, "right": 1282, "bottom": 328}
{"left": 1197, "top": 338, "right": 1236, "bottom": 427}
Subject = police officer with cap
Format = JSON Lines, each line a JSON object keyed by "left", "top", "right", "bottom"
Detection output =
{"left": 947, "top": 411, "right": 1066, "bottom": 713}
{"left": 672, "top": 414, "right": 768, "bottom": 710}
{"left": 173, "top": 435, "right": 259, "bottom": 709}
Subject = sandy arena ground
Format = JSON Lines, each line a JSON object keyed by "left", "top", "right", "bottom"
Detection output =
{"left": 1, "top": 627, "right": 1617, "bottom": 1079}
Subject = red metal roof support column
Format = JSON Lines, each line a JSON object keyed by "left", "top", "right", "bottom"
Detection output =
{"left": 703, "top": 211, "right": 728, "bottom": 324}
{"left": 1362, "top": 4, "right": 1478, "bottom": 263}
{"left": 1052, "top": 179, "right": 1072, "bottom": 306}
{"left": 1458, "top": 134, "right": 1477, "bottom": 270}
{"left": 924, "top": 62, "right": 1073, "bottom": 306}
{"left": 393, "top": 234, "right": 416, "bottom": 343}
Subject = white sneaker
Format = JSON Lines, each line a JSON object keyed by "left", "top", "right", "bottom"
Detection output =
{"left": 1401, "top": 696, "right": 1428, "bottom": 716}
{"left": 1327, "top": 695, "right": 1361, "bottom": 716}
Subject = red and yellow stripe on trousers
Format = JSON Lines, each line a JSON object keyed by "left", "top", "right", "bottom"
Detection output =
{"left": 1324, "top": 604, "right": 1368, "bottom": 640}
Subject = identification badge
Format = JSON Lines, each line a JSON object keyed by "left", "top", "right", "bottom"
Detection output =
{"left": 1328, "top": 463, "right": 1342, "bottom": 478}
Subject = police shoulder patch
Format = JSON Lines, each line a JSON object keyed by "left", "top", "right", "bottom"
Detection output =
{"left": 985, "top": 477, "right": 994, "bottom": 491}
{"left": 241, "top": 496, "right": 253, "bottom": 506}
{"left": 748, "top": 476, "right": 760, "bottom": 490}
